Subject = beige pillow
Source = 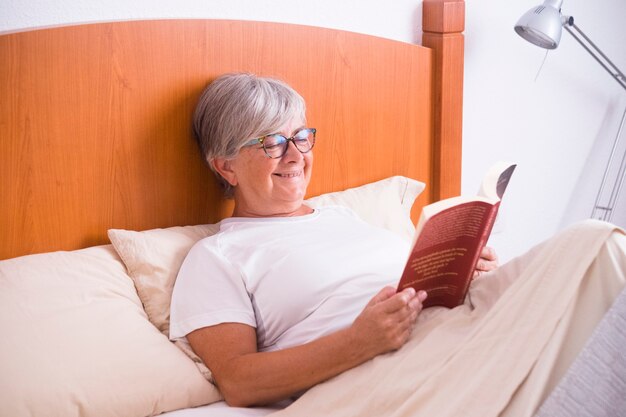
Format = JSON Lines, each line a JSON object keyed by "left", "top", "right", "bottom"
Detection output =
{"left": 0, "top": 245, "right": 221, "bottom": 417}
{"left": 108, "top": 224, "right": 220, "bottom": 379}
{"left": 108, "top": 176, "right": 424, "bottom": 377}
{"left": 108, "top": 224, "right": 220, "bottom": 336}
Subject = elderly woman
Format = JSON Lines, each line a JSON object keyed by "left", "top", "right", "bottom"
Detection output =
{"left": 169, "top": 73, "right": 499, "bottom": 407}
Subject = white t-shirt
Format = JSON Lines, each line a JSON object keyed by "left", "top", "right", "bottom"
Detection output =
{"left": 169, "top": 205, "right": 411, "bottom": 352}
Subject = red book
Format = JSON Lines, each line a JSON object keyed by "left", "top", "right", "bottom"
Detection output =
{"left": 397, "top": 161, "right": 516, "bottom": 308}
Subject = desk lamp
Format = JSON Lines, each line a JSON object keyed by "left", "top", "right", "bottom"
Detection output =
{"left": 515, "top": 0, "right": 626, "bottom": 221}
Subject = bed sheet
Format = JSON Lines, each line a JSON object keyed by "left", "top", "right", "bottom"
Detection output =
{"left": 161, "top": 401, "right": 287, "bottom": 417}
{"left": 534, "top": 284, "right": 626, "bottom": 416}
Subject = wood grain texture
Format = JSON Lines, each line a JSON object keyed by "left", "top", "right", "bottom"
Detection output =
{"left": 423, "top": 0, "right": 465, "bottom": 201}
{"left": 423, "top": 0, "right": 465, "bottom": 33}
{"left": 0, "top": 19, "right": 444, "bottom": 259}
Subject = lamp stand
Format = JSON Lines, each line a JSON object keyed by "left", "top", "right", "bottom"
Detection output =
{"left": 561, "top": 18, "right": 626, "bottom": 221}
{"left": 591, "top": 105, "right": 626, "bottom": 221}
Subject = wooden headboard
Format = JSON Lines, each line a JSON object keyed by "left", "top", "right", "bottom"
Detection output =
{"left": 0, "top": 0, "right": 464, "bottom": 260}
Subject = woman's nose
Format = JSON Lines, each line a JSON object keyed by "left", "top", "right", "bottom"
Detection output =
{"left": 282, "top": 140, "right": 303, "bottom": 161}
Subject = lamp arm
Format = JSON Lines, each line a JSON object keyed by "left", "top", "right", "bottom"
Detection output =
{"left": 563, "top": 19, "right": 626, "bottom": 92}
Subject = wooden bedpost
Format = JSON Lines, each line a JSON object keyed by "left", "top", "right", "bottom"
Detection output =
{"left": 423, "top": 0, "right": 465, "bottom": 201}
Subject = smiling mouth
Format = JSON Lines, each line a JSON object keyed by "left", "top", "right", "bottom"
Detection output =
{"left": 273, "top": 171, "right": 302, "bottom": 178}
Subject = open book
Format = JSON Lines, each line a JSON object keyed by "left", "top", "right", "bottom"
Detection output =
{"left": 397, "top": 161, "right": 517, "bottom": 308}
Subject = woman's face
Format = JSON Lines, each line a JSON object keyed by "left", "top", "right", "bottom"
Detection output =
{"left": 220, "top": 117, "right": 314, "bottom": 217}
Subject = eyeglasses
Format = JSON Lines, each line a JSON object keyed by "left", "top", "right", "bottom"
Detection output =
{"left": 244, "top": 128, "right": 316, "bottom": 159}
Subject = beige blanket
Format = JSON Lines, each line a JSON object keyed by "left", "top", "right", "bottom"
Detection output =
{"left": 272, "top": 220, "right": 626, "bottom": 417}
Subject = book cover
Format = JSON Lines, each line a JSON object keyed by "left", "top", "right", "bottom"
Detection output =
{"left": 397, "top": 161, "right": 516, "bottom": 308}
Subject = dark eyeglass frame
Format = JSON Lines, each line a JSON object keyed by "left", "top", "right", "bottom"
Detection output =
{"left": 244, "top": 128, "right": 316, "bottom": 159}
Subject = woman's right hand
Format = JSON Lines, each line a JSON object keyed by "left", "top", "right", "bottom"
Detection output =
{"left": 350, "top": 286, "right": 427, "bottom": 357}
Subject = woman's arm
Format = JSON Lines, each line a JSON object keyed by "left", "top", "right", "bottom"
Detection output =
{"left": 187, "top": 286, "right": 426, "bottom": 407}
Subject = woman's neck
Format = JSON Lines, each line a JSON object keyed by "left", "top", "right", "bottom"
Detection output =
{"left": 231, "top": 203, "right": 314, "bottom": 218}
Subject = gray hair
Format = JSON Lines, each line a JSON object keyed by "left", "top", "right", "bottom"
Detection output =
{"left": 192, "top": 73, "right": 306, "bottom": 197}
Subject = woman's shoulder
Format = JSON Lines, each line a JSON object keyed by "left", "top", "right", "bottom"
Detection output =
{"left": 183, "top": 229, "right": 232, "bottom": 263}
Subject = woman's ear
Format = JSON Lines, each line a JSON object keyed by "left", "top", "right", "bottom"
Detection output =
{"left": 211, "top": 157, "right": 238, "bottom": 187}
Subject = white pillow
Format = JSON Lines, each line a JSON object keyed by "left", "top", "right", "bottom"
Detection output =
{"left": 306, "top": 176, "right": 424, "bottom": 240}
{"left": 107, "top": 176, "right": 424, "bottom": 378}
{"left": 0, "top": 245, "right": 221, "bottom": 417}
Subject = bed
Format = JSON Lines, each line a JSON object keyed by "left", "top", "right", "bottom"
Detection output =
{"left": 1, "top": 0, "right": 625, "bottom": 416}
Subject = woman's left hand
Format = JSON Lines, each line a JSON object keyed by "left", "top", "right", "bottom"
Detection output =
{"left": 473, "top": 246, "right": 499, "bottom": 278}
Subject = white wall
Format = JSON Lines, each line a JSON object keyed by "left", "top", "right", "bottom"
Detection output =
{"left": 464, "top": 0, "right": 626, "bottom": 261}
{"left": 2, "top": 0, "right": 625, "bottom": 261}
